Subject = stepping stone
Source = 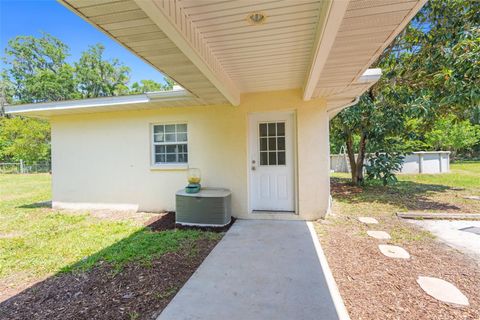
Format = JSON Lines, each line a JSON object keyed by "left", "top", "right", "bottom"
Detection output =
{"left": 463, "top": 196, "right": 480, "bottom": 201}
{"left": 417, "top": 276, "right": 469, "bottom": 306}
{"left": 378, "top": 244, "right": 410, "bottom": 259}
{"left": 358, "top": 217, "right": 378, "bottom": 224}
{"left": 367, "top": 230, "right": 391, "bottom": 240}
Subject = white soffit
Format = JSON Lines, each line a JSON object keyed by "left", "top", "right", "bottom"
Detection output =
{"left": 314, "top": 0, "right": 427, "bottom": 100}
{"left": 326, "top": 68, "right": 382, "bottom": 118}
{"left": 59, "top": 0, "right": 331, "bottom": 98}
{"left": 178, "top": 0, "right": 330, "bottom": 93}
{"left": 59, "top": 0, "right": 426, "bottom": 106}
{"left": 60, "top": 0, "right": 234, "bottom": 105}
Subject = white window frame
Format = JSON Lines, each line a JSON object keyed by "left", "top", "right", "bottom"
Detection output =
{"left": 151, "top": 122, "right": 189, "bottom": 169}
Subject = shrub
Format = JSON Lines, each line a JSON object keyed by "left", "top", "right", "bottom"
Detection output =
{"left": 366, "top": 152, "right": 405, "bottom": 186}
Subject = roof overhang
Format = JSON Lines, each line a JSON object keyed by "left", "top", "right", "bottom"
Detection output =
{"left": 3, "top": 0, "right": 428, "bottom": 116}
{"left": 5, "top": 89, "right": 208, "bottom": 119}
{"left": 327, "top": 68, "right": 382, "bottom": 119}
{"left": 56, "top": 0, "right": 426, "bottom": 107}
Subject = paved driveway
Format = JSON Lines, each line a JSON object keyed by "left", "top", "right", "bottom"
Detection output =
{"left": 408, "top": 219, "right": 480, "bottom": 262}
{"left": 158, "top": 220, "right": 346, "bottom": 320}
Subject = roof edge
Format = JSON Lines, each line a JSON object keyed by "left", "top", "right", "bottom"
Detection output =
{"left": 5, "top": 89, "right": 190, "bottom": 115}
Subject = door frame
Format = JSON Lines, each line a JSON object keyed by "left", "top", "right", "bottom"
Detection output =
{"left": 247, "top": 111, "right": 298, "bottom": 214}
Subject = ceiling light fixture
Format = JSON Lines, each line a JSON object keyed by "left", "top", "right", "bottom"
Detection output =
{"left": 247, "top": 12, "right": 266, "bottom": 25}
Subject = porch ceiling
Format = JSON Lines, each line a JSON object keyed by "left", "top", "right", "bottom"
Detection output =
{"left": 60, "top": 0, "right": 426, "bottom": 108}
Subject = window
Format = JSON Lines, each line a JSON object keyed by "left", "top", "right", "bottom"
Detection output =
{"left": 152, "top": 124, "right": 188, "bottom": 165}
{"left": 259, "top": 121, "right": 286, "bottom": 166}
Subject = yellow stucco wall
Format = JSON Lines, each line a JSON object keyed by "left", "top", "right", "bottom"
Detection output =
{"left": 50, "top": 89, "right": 330, "bottom": 220}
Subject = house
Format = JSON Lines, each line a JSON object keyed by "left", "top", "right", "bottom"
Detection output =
{"left": 6, "top": 0, "right": 426, "bottom": 220}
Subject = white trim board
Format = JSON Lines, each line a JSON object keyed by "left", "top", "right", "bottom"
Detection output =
{"left": 52, "top": 201, "right": 139, "bottom": 212}
{"left": 307, "top": 222, "right": 351, "bottom": 320}
{"left": 5, "top": 89, "right": 194, "bottom": 117}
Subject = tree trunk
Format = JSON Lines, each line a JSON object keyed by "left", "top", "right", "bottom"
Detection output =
{"left": 345, "top": 129, "right": 368, "bottom": 185}
{"left": 355, "top": 132, "right": 368, "bottom": 185}
{"left": 345, "top": 131, "right": 358, "bottom": 184}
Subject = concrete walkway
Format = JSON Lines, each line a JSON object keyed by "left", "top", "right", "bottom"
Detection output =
{"left": 408, "top": 219, "right": 480, "bottom": 262}
{"left": 158, "top": 220, "right": 343, "bottom": 320}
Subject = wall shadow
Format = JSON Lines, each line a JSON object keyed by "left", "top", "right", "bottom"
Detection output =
{"left": 17, "top": 200, "right": 52, "bottom": 209}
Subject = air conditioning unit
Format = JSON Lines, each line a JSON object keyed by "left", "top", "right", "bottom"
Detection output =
{"left": 175, "top": 188, "right": 231, "bottom": 227}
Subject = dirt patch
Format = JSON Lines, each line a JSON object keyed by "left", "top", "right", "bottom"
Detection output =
{"left": 330, "top": 179, "right": 364, "bottom": 196}
{"left": 144, "top": 212, "right": 176, "bottom": 231}
{"left": 0, "top": 237, "right": 220, "bottom": 320}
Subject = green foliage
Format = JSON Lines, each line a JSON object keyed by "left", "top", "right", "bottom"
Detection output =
{"left": 163, "top": 77, "right": 175, "bottom": 90}
{"left": 0, "top": 34, "right": 175, "bottom": 163}
{"left": 130, "top": 79, "right": 163, "bottom": 93}
{"left": 130, "top": 78, "right": 174, "bottom": 93}
{"left": 0, "top": 173, "right": 221, "bottom": 282}
{"left": 0, "top": 117, "right": 50, "bottom": 163}
{"left": 2, "top": 33, "right": 79, "bottom": 103}
{"left": 425, "top": 115, "right": 480, "bottom": 155}
{"left": 365, "top": 152, "right": 404, "bottom": 186}
{"left": 75, "top": 44, "right": 131, "bottom": 98}
{"left": 330, "top": 0, "right": 480, "bottom": 184}
{"left": 65, "top": 228, "right": 217, "bottom": 273}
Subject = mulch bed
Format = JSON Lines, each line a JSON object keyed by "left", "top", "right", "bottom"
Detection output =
{"left": 0, "top": 213, "right": 230, "bottom": 320}
{"left": 145, "top": 211, "right": 236, "bottom": 233}
{"left": 318, "top": 182, "right": 480, "bottom": 320}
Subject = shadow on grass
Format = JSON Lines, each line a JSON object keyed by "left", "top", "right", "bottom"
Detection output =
{"left": 17, "top": 200, "right": 52, "bottom": 209}
{"left": 0, "top": 213, "right": 222, "bottom": 320}
{"left": 331, "top": 177, "right": 460, "bottom": 212}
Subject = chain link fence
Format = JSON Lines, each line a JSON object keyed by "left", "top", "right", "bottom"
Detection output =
{"left": 0, "top": 160, "right": 51, "bottom": 174}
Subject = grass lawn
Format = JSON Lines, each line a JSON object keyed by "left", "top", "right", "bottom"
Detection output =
{"left": 315, "top": 161, "right": 480, "bottom": 319}
{"left": 0, "top": 174, "right": 222, "bottom": 319}
{"left": 330, "top": 161, "right": 480, "bottom": 216}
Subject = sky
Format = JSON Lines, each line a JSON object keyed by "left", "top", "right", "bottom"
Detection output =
{"left": 0, "top": 0, "right": 167, "bottom": 85}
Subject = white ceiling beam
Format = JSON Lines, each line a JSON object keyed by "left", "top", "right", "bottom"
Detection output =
{"left": 133, "top": 0, "right": 240, "bottom": 106}
{"left": 303, "top": 0, "right": 350, "bottom": 101}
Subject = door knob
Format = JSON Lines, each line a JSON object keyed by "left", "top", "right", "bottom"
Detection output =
{"left": 251, "top": 166, "right": 256, "bottom": 171}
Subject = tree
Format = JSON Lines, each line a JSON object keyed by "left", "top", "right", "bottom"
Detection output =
{"left": 330, "top": 0, "right": 480, "bottom": 184}
{"left": 0, "top": 117, "right": 50, "bottom": 163}
{"left": 75, "top": 44, "right": 130, "bottom": 98}
{"left": 130, "top": 77, "right": 177, "bottom": 93}
{"left": 0, "top": 33, "right": 76, "bottom": 164}
{"left": 330, "top": 88, "right": 406, "bottom": 185}
{"left": 425, "top": 115, "right": 480, "bottom": 157}
{"left": 163, "top": 77, "right": 175, "bottom": 90}
{"left": 2, "top": 33, "right": 78, "bottom": 103}
{"left": 1, "top": 35, "right": 176, "bottom": 164}
{"left": 0, "top": 74, "right": 14, "bottom": 116}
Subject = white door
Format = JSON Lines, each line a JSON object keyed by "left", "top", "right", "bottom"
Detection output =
{"left": 249, "top": 112, "right": 295, "bottom": 212}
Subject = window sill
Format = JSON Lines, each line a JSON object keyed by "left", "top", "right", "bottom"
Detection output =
{"left": 150, "top": 164, "right": 189, "bottom": 171}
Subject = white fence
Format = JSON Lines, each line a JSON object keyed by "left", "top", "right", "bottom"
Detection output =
{"left": 0, "top": 160, "right": 51, "bottom": 174}
{"left": 331, "top": 151, "right": 450, "bottom": 174}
